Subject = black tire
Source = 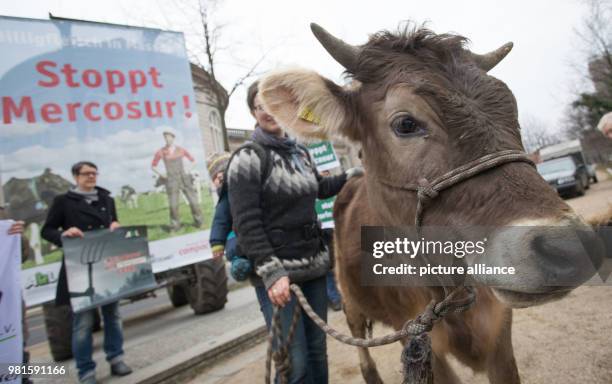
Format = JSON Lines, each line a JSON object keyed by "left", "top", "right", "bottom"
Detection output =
{"left": 42, "top": 303, "right": 73, "bottom": 362}
{"left": 187, "top": 258, "right": 228, "bottom": 315}
{"left": 584, "top": 174, "right": 590, "bottom": 190}
{"left": 167, "top": 284, "right": 189, "bottom": 307}
{"left": 575, "top": 179, "right": 585, "bottom": 196}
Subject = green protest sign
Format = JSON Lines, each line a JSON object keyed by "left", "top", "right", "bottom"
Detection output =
{"left": 316, "top": 197, "right": 336, "bottom": 229}
{"left": 307, "top": 141, "right": 341, "bottom": 172}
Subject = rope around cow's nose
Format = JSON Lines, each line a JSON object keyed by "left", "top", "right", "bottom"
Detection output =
{"left": 265, "top": 283, "right": 476, "bottom": 384}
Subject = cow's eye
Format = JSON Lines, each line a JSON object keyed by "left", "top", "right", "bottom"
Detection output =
{"left": 391, "top": 115, "right": 426, "bottom": 137}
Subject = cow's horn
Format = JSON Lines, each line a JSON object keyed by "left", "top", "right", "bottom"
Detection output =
{"left": 310, "top": 23, "right": 360, "bottom": 71}
{"left": 469, "top": 42, "right": 513, "bottom": 71}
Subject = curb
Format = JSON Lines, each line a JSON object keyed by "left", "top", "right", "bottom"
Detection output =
{"left": 113, "top": 320, "right": 268, "bottom": 384}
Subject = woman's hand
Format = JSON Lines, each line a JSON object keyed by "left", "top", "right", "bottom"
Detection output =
{"left": 110, "top": 221, "right": 121, "bottom": 231}
{"left": 268, "top": 276, "right": 291, "bottom": 307}
{"left": 7, "top": 221, "right": 25, "bottom": 235}
{"left": 62, "top": 227, "right": 84, "bottom": 238}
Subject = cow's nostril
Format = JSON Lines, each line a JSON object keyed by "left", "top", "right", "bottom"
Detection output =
{"left": 531, "top": 228, "right": 603, "bottom": 285}
{"left": 532, "top": 234, "right": 577, "bottom": 281}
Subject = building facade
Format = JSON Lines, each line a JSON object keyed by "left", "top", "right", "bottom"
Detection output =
{"left": 191, "top": 65, "right": 361, "bottom": 173}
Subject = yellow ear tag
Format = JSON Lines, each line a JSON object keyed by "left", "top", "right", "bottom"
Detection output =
{"left": 298, "top": 106, "right": 321, "bottom": 125}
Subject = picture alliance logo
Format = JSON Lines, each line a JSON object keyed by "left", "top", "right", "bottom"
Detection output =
{"left": 372, "top": 237, "right": 488, "bottom": 259}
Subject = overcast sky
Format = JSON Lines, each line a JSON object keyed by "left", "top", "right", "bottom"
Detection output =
{"left": 0, "top": 0, "right": 593, "bottom": 135}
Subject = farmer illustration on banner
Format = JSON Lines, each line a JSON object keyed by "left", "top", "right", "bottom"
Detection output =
{"left": 151, "top": 127, "right": 204, "bottom": 231}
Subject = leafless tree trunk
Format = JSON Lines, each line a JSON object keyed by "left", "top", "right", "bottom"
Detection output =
{"left": 521, "top": 115, "right": 563, "bottom": 153}
{"left": 133, "top": 0, "right": 269, "bottom": 151}
{"left": 564, "top": 0, "right": 612, "bottom": 137}
{"left": 192, "top": 0, "right": 269, "bottom": 151}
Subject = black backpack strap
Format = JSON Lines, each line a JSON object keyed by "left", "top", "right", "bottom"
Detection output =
{"left": 296, "top": 143, "right": 317, "bottom": 173}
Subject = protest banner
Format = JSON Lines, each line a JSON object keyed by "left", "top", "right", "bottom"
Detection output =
{"left": 63, "top": 226, "right": 156, "bottom": 313}
{"left": 0, "top": 221, "right": 23, "bottom": 384}
{"left": 0, "top": 16, "right": 214, "bottom": 307}
{"left": 307, "top": 141, "right": 342, "bottom": 228}
{"left": 306, "top": 141, "right": 341, "bottom": 171}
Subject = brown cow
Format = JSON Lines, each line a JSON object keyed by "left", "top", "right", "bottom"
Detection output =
{"left": 259, "top": 24, "right": 602, "bottom": 383}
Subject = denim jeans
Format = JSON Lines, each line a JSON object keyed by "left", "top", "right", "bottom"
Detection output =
{"left": 72, "top": 302, "right": 124, "bottom": 380}
{"left": 326, "top": 270, "right": 341, "bottom": 305}
{"left": 255, "top": 275, "right": 328, "bottom": 384}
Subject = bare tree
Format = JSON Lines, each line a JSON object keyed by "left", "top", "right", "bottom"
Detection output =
{"left": 565, "top": 0, "right": 612, "bottom": 137}
{"left": 521, "top": 115, "right": 563, "bottom": 153}
{"left": 129, "top": 0, "right": 269, "bottom": 151}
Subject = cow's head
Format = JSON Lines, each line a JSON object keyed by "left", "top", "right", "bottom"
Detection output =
{"left": 259, "top": 23, "right": 602, "bottom": 308}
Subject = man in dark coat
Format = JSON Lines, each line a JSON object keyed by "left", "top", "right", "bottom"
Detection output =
{"left": 41, "top": 161, "right": 132, "bottom": 384}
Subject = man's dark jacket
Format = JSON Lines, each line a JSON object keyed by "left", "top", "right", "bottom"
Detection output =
{"left": 41, "top": 187, "right": 117, "bottom": 306}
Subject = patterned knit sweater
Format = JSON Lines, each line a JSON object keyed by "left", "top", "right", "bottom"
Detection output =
{"left": 227, "top": 140, "right": 347, "bottom": 289}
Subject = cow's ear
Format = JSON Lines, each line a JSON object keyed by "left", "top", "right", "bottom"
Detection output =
{"left": 259, "top": 68, "right": 358, "bottom": 142}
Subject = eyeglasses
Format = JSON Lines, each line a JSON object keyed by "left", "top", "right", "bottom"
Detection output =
{"left": 79, "top": 172, "right": 99, "bottom": 177}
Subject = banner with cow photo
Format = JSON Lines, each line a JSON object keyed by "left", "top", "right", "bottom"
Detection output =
{"left": 0, "top": 16, "right": 215, "bottom": 307}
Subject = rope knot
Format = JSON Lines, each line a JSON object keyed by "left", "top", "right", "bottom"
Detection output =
{"left": 416, "top": 179, "right": 438, "bottom": 205}
{"left": 272, "top": 347, "right": 292, "bottom": 380}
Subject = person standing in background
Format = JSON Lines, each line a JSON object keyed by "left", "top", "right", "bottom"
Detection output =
{"left": 41, "top": 162, "right": 132, "bottom": 384}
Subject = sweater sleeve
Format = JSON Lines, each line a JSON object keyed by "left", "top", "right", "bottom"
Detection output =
{"left": 209, "top": 190, "right": 232, "bottom": 247}
{"left": 316, "top": 172, "right": 347, "bottom": 199}
{"left": 41, "top": 196, "right": 65, "bottom": 248}
{"left": 227, "top": 147, "right": 287, "bottom": 289}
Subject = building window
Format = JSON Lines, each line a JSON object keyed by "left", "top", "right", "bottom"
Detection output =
{"left": 209, "top": 110, "right": 224, "bottom": 152}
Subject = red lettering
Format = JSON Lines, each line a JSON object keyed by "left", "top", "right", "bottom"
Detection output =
{"left": 104, "top": 102, "right": 123, "bottom": 120}
{"left": 2, "top": 96, "right": 35, "bottom": 123}
{"left": 165, "top": 101, "right": 175, "bottom": 118}
{"left": 128, "top": 70, "right": 146, "bottom": 93}
{"left": 60, "top": 64, "right": 80, "bottom": 88}
{"left": 40, "top": 103, "right": 62, "bottom": 123}
{"left": 84, "top": 102, "right": 101, "bottom": 121}
{"left": 149, "top": 67, "right": 163, "bottom": 88}
{"left": 144, "top": 101, "right": 162, "bottom": 118}
{"left": 66, "top": 102, "right": 81, "bottom": 122}
{"left": 106, "top": 70, "right": 125, "bottom": 94}
{"left": 36, "top": 61, "right": 59, "bottom": 87}
{"left": 126, "top": 101, "right": 142, "bottom": 119}
{"left": 82, "top": 70, "right": 102, "bottom": 87}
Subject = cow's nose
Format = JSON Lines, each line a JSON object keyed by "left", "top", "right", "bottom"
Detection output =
{"left": 531, "top": 226, "right": 603, "bottom": 286}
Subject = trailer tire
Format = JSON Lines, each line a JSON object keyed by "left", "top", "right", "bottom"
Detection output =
{"left": 187, "top": 258, "right": 228, "bottom": 315}
{"left": 167, "top": 284, "right": 189, "bottom": 307}
{"left": 42, "top": 303, "right": 73, "bottom": 362}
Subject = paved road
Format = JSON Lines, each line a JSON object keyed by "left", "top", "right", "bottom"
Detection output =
{"left": 564, "top": 179, "right": 612, "bottom": 222}
{"left": 27, "top": 289, "right": 173, "bottom": 347}
{"left": 28, "top": 285, "right": 263, "bottom": 383}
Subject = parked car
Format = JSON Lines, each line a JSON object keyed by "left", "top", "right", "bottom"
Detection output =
{"left": 536, "top": 156, "right": 590, "bottom": 197}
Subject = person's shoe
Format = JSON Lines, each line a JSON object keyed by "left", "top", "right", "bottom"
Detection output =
{"left": 110, "top": 361, "right": 133, "bottom": 377}
{"left": 78, "top": 372, "right": 96, "bottom": 384}
{"left": 330, "top": 300, "right": 342, "bottom": 311}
